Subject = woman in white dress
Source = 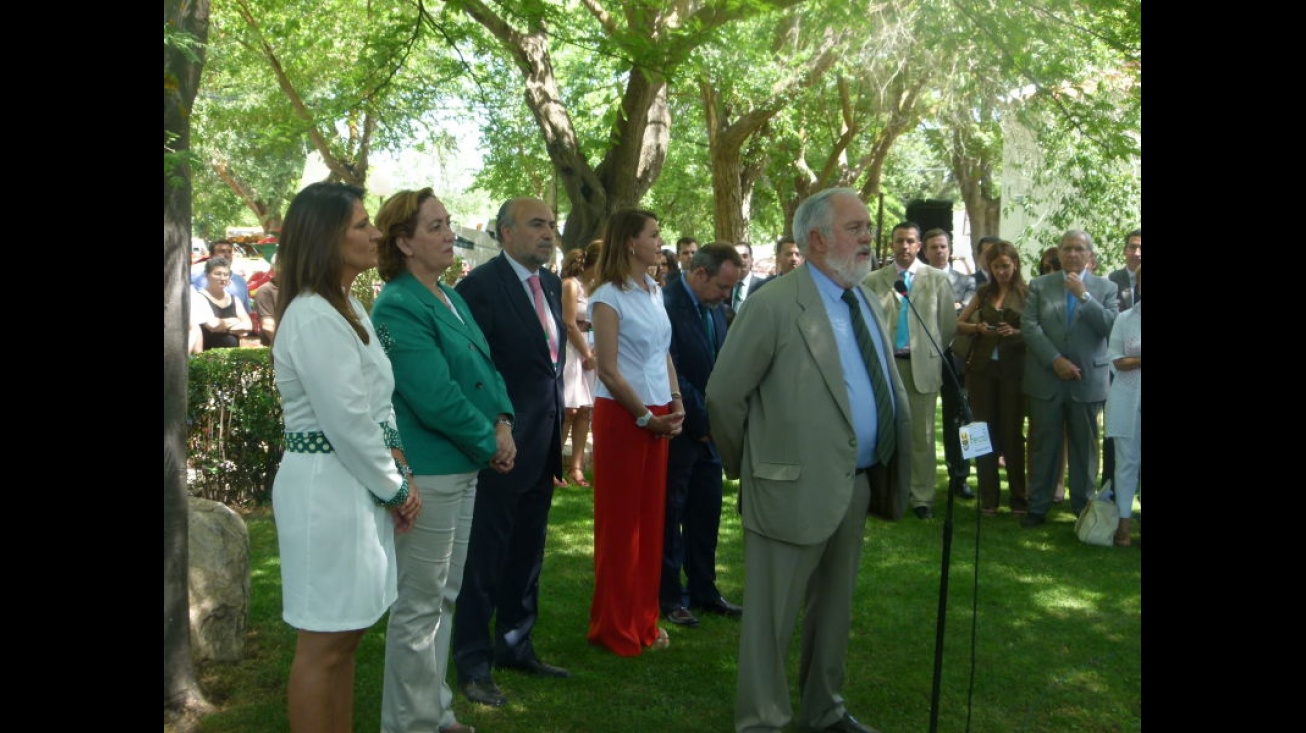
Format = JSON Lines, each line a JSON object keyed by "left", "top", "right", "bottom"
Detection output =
{"left": 271, "top": 182, "right": 422, "bottom": 733}
{"left": 1105, "top": 265, "right": 1141, "bottom": 547}
{"left": 560, "top": 241, "right": 601, "bottom": 486}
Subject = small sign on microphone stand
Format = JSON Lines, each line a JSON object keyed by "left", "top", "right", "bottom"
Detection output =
{"left": 958, "top": 422, "right": 994, "bottom": 459}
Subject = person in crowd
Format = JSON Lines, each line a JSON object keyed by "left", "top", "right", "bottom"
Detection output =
{"left": 1030, "top": 245, "right": 1068, "bottom": 500}
{"left": 864, "top": 221, "right": 957, "bottom": 519}
{"left": 750, "top": 236, "right": 803, "bottom": 295}
{"left": 1108, "top": 229, "right": 1141, "bottom": 311}
{"left": 1099, "top": 228, "right": 1141, "bottom": 488}
{"left": 561, "top": 241, "right": 602, "bottom": 487}
{"left": 972, "top": 235, "right": 1002, "bottom": 289}
{"left": 1021, "top": 230, "right": 1119, "bottom": 528}
{"left": 587, "top": 208, "right": 686, "bottom": 656}
{"left": 674, "top": 236, "right": 699, "bottom": 274}
{"left": 1038, "top": 247, "right": 1061, "bottom": 276}
{"left": 652, "top": 247, "right": 679, "bottom": 287}
{"left": 191, "top": 256, "right": 253, "bottom": 351}
{"left": 774, "top": 235, "right": 804, "bottom": 276}
{"left": 453, "top": 198, "right": 570, "bottom": 708}
{"left": 270, "top": 181, "right": 422, "bottom": 733}
{"left": 1105, "top": 265, "right": 1141, "bottom": 546}
{"left": 192, "top": 239, "right": 251, "bottom": 310}
{"left": 955, "top": 240, "right": 1028, "bottom": 516}
{"left": 921, "top": 227, "right": 975, "bottom": 501}
{"left": 707, "top": 188, "right": 909, "bottom": 733}
{"left": 659, "top": 242, "right": 745, "bottom": 629}
{"left": 728, "top": 242, "right": 764, "bottom": 315}
{"left": 371, "top": 188, "right": 516, "bottom": 733}
{"left": 253, "top": 257, "right": 279, "bottom": 346}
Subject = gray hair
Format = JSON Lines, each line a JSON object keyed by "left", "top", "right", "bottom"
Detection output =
{"left": 1061, "top": 229, "right": 1095, "bottom": 253}
{"left": 793, "top": 188, "right": 858, "bottom": 254}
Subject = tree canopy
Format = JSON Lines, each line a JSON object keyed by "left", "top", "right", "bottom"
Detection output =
{"left": 186, "top": 0, "right": 1141, "bottom": 255}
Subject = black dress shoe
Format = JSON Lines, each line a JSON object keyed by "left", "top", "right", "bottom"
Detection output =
{"left": 692, "top": 597, "right": 743, "bottom": 618}
{"left": 664, "top": 606, "right": 700, "bottom": 626}
{"left": 497, "top": 657, "right": 570, "bottom": 678}
{"left": 819, "top": 712, "right": 880, "bottom": 733}
{"left": 461, "top": 678, "right": 508, "bottom": 707}
{"left": 913, "top": 506, "right": 934, "bottom": 519}
{"left": 1020, "top": 513, "right": 1047, "bottom": 529}
{"left": 950, "top": 479, "right": 976, "bottom": 500}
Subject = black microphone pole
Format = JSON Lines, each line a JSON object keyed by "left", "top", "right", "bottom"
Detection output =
{"left": 893, "top": 278, "right": 969, "bottom": 733}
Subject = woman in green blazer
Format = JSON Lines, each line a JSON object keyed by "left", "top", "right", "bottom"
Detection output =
{"left": 370, "top": 188, "right": 515, "bottom": 733}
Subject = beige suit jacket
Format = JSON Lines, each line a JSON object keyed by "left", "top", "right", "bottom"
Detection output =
{"left": 864, "top": 263, "right": 958, "bottom": 393}
{"left": 707, "top": 264, "right": 912, "bottom": 545}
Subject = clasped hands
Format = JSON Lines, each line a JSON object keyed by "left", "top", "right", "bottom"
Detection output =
{"left": 647, "top": 411, "right": 685, "bottom": 439}
{"left": 490, "top": 421, "right": 517, "bottom": 474}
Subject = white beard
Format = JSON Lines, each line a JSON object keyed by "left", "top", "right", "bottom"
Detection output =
{"left": 826, "top": 247, "right": 874, "bottom": 287}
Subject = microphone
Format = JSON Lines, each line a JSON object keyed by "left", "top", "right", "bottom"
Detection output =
{"left": 893, "top": 279, "right": 972, "bottom": 424}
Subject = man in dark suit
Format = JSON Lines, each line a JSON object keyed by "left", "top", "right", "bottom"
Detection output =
{"left": 659, "top": 242, "right": 745, "bottom": 628}
{"left": 750, "top": 236, "right": 803, "bottom": 296}
{"left": 1021, "top": 229, "right": 1119, "bottom": 527}
{"left": 922, "top": 228, "right": 975, "bottom": 500}
{"left": 708, "top": 188, "right": 910, "bottom": 733}
{"left": 453, "top": 197, "right": 569, "bottom": 707}
{"left": 1107, "top": 229, "right": 1141, "bottom": 310}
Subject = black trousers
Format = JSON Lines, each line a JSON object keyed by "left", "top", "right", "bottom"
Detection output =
{"left": 660, "top": 434, "right": 725, "bottom": 612}
{"left": 939, "top": 349, "right": 971, "bottom": 483}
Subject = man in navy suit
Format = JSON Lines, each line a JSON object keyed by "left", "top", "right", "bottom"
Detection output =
{"left": 660, "top": 242, "right": 746, "bottom": 627}
{"left": 1107, "top": 229, "right": 1141, "bottom": 310}
{"left": 1021, "top": 230, "right": 1119, "bottom": 527}
{"left": 453, "top": 198, "right": 569, "bottom": 707}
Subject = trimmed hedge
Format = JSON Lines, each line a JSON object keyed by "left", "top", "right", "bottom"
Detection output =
{"left": 187, "top": 347, "right": 283, "bottom": 506}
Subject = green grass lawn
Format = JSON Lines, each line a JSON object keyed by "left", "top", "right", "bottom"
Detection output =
{"left": 188, "top": 441, "right": 1140, "bottom": 733}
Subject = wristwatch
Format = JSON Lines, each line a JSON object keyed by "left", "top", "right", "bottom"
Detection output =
{"left": 636, "top": 410, "right": 655, "bottom": 428}
{"left": 1078, "top": 291, "right": 1091, "bottom": 303}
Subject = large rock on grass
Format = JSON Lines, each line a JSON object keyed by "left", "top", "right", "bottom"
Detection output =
{"left": 188, "top": 497, "right": 250, "bottom": 663}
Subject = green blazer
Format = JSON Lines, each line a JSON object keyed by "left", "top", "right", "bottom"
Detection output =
{"left": 371, "top": 270, "right": 513, "bottom": 475}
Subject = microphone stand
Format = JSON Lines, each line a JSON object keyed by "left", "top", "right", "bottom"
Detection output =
{"left": 893, "top": 279, "right": 972, "bottom": 733}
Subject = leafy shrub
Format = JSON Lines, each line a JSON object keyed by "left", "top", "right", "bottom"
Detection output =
{"left": 187, "top": 347, "right": 283, "bottom": 506}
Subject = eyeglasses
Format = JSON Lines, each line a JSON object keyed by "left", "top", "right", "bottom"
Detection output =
{"left": 210, "top": 272, "right": 232, "bottom": 280}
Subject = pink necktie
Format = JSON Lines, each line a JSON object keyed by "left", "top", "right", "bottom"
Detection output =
{"left": 528, "top": 273, "right": 559, "bottom": 364}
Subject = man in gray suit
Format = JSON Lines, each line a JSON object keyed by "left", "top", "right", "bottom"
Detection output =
{"left": 1021, "top": 230, "right": 1119, "bottom": 527}
{"left": 708, "top": 188, "right": 910, "bottom": 733}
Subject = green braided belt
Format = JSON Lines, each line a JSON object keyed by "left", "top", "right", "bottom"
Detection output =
{"left": 284, "top": 422, "right": 410, "bottom": 508}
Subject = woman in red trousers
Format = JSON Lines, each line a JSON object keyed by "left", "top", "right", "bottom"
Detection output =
{"left": 587, "top": 209, "right": 685, "bottom": 656}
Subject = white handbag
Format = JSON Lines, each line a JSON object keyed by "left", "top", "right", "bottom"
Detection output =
{"left": 1075, "top": 480, "right": 1120, "bottom": 547}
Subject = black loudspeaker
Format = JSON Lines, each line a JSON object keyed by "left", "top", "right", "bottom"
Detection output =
{"left": 905, "top": 199, "right": 953, "bottom": 238}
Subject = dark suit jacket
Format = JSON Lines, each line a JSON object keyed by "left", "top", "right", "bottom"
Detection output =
{"left": 1108, "top": 267, "right": 1137, "bottom": 310}
{"left": 455, "top": 252, "right": 566, "bottom": 483}
{"left": 664, "top": 278, "right": 728, "bottom": 441}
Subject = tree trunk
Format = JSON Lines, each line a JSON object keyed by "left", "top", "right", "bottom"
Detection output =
{"left": 165, "top": 0, "right": 214, "bottom": 726}
{"left": 950, "top": 127, "right": 1001, "bottom": 239}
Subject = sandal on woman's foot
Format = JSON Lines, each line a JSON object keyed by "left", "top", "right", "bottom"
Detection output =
{"left": 569, "top": 468, "right": 590, "bottom": 487}
{"left": 553, "top": 475, "right": 568, "bottom": 488}
{"left": 651, "top": 627, "right": 670, "bottom": 650}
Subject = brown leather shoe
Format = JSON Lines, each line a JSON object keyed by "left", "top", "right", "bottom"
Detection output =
{"left": 664, "top": 606, "right": 699, "bottom": 627}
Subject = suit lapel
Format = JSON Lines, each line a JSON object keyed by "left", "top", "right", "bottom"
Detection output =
{"left": 494, "top": 253, "right": 552, "bottom": 362}
{"left": 793, "top": 268, "right": 854, "bottom": 429}
{"left": 397, "top": 273, "right": 491, "bottom": 358}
